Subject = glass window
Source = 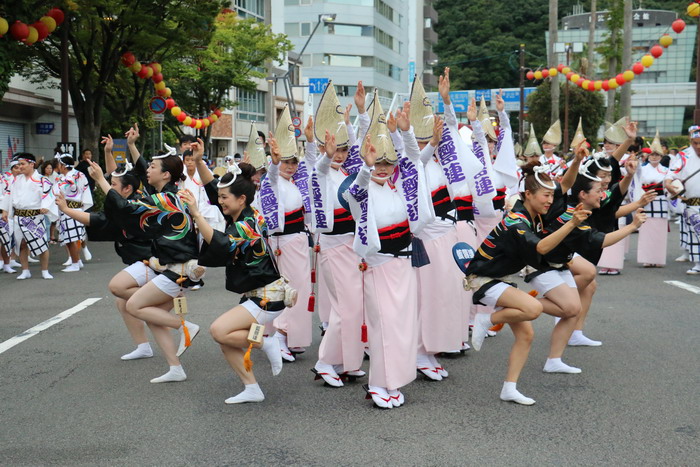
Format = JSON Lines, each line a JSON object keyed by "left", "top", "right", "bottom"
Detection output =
{"left": 284, "top": 0, "right": 299, "bottom": 5}
{"left": 300, "top": 22, "right": 312, "bottom": 36}
{"left": 237, "top": 90, "right": 266, "bottom": 122}
{"left": 375, "top": 0, "right": 394, "bottom": 22}
{"left": 325, "top": 23, "right": 372, "bottom": 36}
{"left": 285, "top": 23, "right": 298, "bottom": 37}
{"left": 235, "top": 0, "right": 265, "bottom": 20}
{"left": 323, "top": 54, "right": 363, "bottom": 67}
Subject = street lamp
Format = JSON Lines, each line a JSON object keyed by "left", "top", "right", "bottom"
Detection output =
{"left": 272, "top": 13, "right": 336, "bottom": 117}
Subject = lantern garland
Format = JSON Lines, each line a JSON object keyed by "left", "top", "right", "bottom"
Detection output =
{"left": 121, "top": 51, "right": 223, "bottom": 130}
{"left": 0, "top": 8, "right": 65, "bottom": 45}
{"left": 689, "top": 1, "right": 700, "bottom": 17}
{"left": 525, "top": 18, "right": 687, "bottom": 92}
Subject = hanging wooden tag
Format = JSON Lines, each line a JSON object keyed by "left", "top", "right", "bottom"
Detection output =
{"left": 173, "top": 296, "right": 188, "bottom": 316}
{"left": 247, "top": 323, "right": 265, "bottom": 345}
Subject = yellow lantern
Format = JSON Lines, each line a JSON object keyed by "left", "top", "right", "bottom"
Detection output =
{"left": 623, "top": 70, "right": 635, "bottom": 82}
{"left": 210, "top": 114, "right": 218, "bottom": 122}
{"left": 183, "top": 116, "right": 192, "bottom": 126}
{"left": 25, "top": 26, "right": 38, "bottom": 45}
{"left": 581, "top": 79, "right": 590, "bottom": 89}
{"left": 659, "top": 34, "right": 673, "bottom": 48}
{"left": 154, "top": 81, "right": 166, "bottom": 91}
{"left": 549, "top": 68, "right": 558, "bottom": 77}
{"left": 571, "top": 73, "right": 580, "bottom": 82}
{"left": 594, "top": 80, "right": 603, "bottom": 90}
{"left": 171, "top": 106, "right": 181, "bottom": 117}
{"left": 39, "top": 16, "right": 56, "bottom": 33}
{"left": 608, "top": 78, "right": 619, "bottom": 89}
{"left": 688, "top": 2, "right": 700, "bottom": 17}
{"left": 641, "top": 54, "right": 654, "bottom": 67}
{"left": 562, "top": 66, "right": 571, "bottom": 74}
{"left": 0, "top": 17, "right": 8, "bottom": 36}
{"left": 534, "top": 70, "right": 543, "bottom": 80}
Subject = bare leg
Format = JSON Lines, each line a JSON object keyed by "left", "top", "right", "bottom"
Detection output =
{"left": 19, "top": 242, "right": 29, "bottom": 269}
{"left": 109, "top": 270, "right": 142, "bottom": 301}
{"left": 569, "top": 257, "right": 597, "bottom": 331}
{"left": 115, "top": 297, "right": 148, "bottom": 345}
{"left": 1, "top": 245, "right": 8, "bottom": 264}
{"left": 490, "top": 287, "right": 542, "bottom": 325}
{"left": 505, "top": 321, "right": 534, "bottom": 383}
{"left": 147, "top": 323, "right": 180, "bottom": 366}
{"left": 39, "top": 250, "right": 49, "bottom": 271}
{"left": 66, "top": 242, "right": 80, "bottom": 263}
{"left": 539, "top": 285, "right": 581, "bottom": 359}
{"left": 125, "top": 282, "right": 180, "bottom": 329}
{"left": 210, "top": 306, "right": 258, "bottom": 382}
{"left": 575, "top": 280, "right": 596, "bottom": 331}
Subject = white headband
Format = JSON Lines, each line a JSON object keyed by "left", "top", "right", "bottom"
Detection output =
{"left": 590, "top": 152, "right": 612, "bottom": 172}
{"left": 153, "top": 143, "right": 178, "bottom": 160}
{"left": 579, "top": 160, "right": 603, "bottom": 181}
{"left": 533, "top": 165, "right": 557, "bottom": 190}
{"left": 217, "top": 162, "right": 242, "bottom": 188}
{"left": 111, "top": 161, "right": 134, "bottom": 178}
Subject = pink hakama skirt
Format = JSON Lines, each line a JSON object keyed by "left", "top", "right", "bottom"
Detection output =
{"left": 598, "top": 239, "right": 626, "bottom": 270}
{"left": 316, "top": 256, "right": 331, "bottom": 324}
{"left": 365, "top": 257, "right": 418, "bottom": 390}
{"left": 637, "top": 217, "right": 668, "bottom": 266}
{"left": 272, "top": 233, "right": 313, "bottom": 347}
{"left": 417, "top": 229, "right": 464, "bottom": 354}
{"left": 317, "top": 236, "right": 365, "bottom": 371}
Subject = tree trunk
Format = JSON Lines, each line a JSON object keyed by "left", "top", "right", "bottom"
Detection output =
{"left": 587, "top": 0, "right": 597, "bottom": 70}
{"left": 548, "top": 0, "right": 560, "bottom": 124}
{"left": 619, "top": 0, "right": 633, "bottom": 117}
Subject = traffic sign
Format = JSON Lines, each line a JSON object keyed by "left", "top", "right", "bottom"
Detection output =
{"left": 149, "top": 97, "right": 167, "bottom": 114}
{"left": 153, "top": 113, "right": 164, "bottom": 122}
{"left": 292, "top": 116, "right": 302, "bottom": 127}
{"left": 294, "top": 128, "right": 302, "bottom": 138}
{"left": 437, "top": 91, "right": 470, "bottom": 113}
{"left": 475, "top": 89, "right": 492, "bottom": 102}
{"left": 112, "top": 139, "right": 127, "bottom": 163}
{"left": 309, "top": 78, "right": 329, "bottom": 94}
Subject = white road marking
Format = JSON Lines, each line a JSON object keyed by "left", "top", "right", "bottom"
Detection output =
{"left": 664, "top": 280, "right": 700, "bottom": 295}
{"left": 0, "top": 298, "right": 102, "bottom": 355}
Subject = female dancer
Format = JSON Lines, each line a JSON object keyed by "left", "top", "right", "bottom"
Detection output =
{"left": 185, "top": 138, "right": 293, "bottom": 404}
{"left": 56, "top": 145, "right": 153, "bottom": 360}
{"left": 346, "top": 99, "right": 433, "bottom": 409}
{"left": 637, "top": 132, "right": 669, "bottom": 267}
{"left": 89, "top": 149, "right": 201, "bottom": 383}
{"left": 55, "top": 154, "right": 93, "bottom": 272}
{"left": 465, "top": 163, "right": 590, "bottom": 405}
{"left": 262, "top": 107, "right": 313, "bottom": 362}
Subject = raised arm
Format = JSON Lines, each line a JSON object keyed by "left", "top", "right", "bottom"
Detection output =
{"left": 102, "top": 135, "right": 116, "bottom": 175}
{"left": 611, "top": 119, "right": 637, "bottom": 162}
{"left": 535, "top": 205, "right": 591, "bottom": 254}
{"left": 396, "top": 102, "right": 420, "bottom": 162}
{"left": 603, "top": 210, "right": 646, "bottom": 246}
{"left": 126, "top": 123, "right": 142, "bottom": 164}
{"left": 191, "top": 138, "right": 214, "bottom": 186}
{"left": 56, "top": 193, "right": 91, "bottom": 225}
{"left": 439, "top": 67, "right": 457, "bottom": 127}
{"left": 561, "top": 142, "right": 588, "bottom": 193}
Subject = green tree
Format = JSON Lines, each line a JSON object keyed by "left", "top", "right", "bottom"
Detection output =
{"left": 163, "top": 11, "right": 292, "bottom": 146}
{"left": 527, "top": 80, "right": 605, "bottom": 148}
{"left": 17, "top": 0, "right": 225, "bottom": 162}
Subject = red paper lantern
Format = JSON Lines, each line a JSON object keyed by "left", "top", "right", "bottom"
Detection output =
{"left": 672, "top": 19, "right": 686, "bottom": 34}
{"left": 632, "top": 62, "right": 644, "bottom": 75}
{"left": 587, "top": 81, "right": 596, "bottom": 91}
{"left": 566, "top": 71, "right": 574, "bottom": 80}
{"left": 121, "top": 53, "right": 135, "bottom": 67}
{"left": 601, "top": 80, "right": 610, "bottom": 91}
{"left": 541, "top": 68, "right": 549, "bottom": 78}
{"left": 576, "top": 78, "right": 585, "bottom": 87}
{"left": 150, "top": 63, "right": 162, "bottom": 74}
{"left": 177, "top": 112, "right": 187, "bottom": 123}
{"left": 152, "top": 73, "right": 163, "bottom": 83}
{"left": 526, "top": 71, "right": 534, "bottom": 80}
{"left": 32, "top": 21, "right": 49, "bottom": 41}
{"left": 189, "top": 119, "right": 198, "bottom": 128}
{"left": 144, "top": 66, "right": 154, "bottom": 79}
{"left": 47, "top": 8, "right": 65, "bottom": 26}
{"left": 557, "top": 64, "right": 565, "bottom": 72}
{"left": 165, "top": 98, "right": 176, "bottom": 109}
{"left": 615, "top": 74, "right": 626, "bottom": 85}
{"left": 650, "top": 45, "right": 663, "bottom": 58}
{"left": 137, "top": 66, "right": 150, "bottom": 79}
{"left": 10, "top": 21, "right": 29, "bottom": 41}
{"left": 214, "top": 109, "right": 222, "bottom": 117}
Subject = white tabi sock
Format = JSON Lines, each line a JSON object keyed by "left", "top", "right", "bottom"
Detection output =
{"left": 3, "top": 263, "right": 16, "bottom": 274}
{"left": 568, "top": 330, "right": 602, "bottom": 346}
{"left": 17, "top": 270, "right": 31, "bottom": 280}
{"left": 121, "top": 343, "right": 154, "bottom": 361}
{"left": 500, "top": 382, "right": 535, "bottom": 406}
{"left": 41, "top": 270, "right": 53, "bottom": 280}
{"left": 150, "top": 365, "right": 186, "bottom": 383}
{"left": 543, "top": 357, "right": 582, "bottom": 374}
{"left": 261, "top": 337, "right": 283, "bottom": 376}
{"left": 225, "top": 383, "right": 265, "bottom": 404}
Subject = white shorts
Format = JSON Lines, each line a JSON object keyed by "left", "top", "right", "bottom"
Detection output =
{"left": 123, "top": 261, "right": 153, "bottom": 287}
{"left": 241, "top": 299, "right": 283, "bottom": 325}
{"left": 123, "top": 261, "right": 184, "bottom": 298}
{"left": 476, "top": 281, "right": 512, "bottom": 309}
{"left": 530, "top": 269, "right": 577, "bottom": 296}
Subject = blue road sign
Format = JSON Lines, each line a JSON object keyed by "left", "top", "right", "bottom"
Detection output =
{"left": 408, "top": 61, "right": 416, "bottom": 83}
{"left": 475, "top": 89, "right": 492, "bottom": 102}
{"left": 149, "top": 97, "right": 167, "bottom": 114}
{"left": 437, "top": 90, "right": 470, "bottom": 113}
{"left": 309, "top": 78, "right": 330, "bottom": 94}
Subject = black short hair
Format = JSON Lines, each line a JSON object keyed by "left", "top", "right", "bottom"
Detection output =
{"left": 179, "top": 135, "right": 196, "bottom": 145}
{"left": 257, "top": 131, "right": 266, "bottom": 144}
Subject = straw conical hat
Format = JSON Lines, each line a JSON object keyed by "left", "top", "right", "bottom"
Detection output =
{"left": 542, "top": 120, "right": 562, "bottom": 146}
{"left": 514, "top": 142, "right": 522, "bottom": 156}
{"left": 409, "top": 75, "right": 434, "bottom": 142}
{"left": 481, "top": 116, "right": 497, "bottom": 141}
{"left": 524, "top": 126, "right": 543, "bottom": 156}
{"left": 274, "top": 105, "right": 298, "bottom": 160}
{"left": 604, "top": 117, "right": 628, "bottom": 144}
{"left": 361, "top": 90, "right": 397, "bottom": 164}
{"left": 570, "top": 117, "right": 586, "bottom": 149}
{"left": 246, "top": 122, "right": 267, "bottom": 170}
{"left": 314, "top": 81, "right": 350, "bottom": 148}
{"left": 649, "top": 130, "right": 664, "bottom": 155}
{"left": 478, "top": 96, "right": 489, "bottom": 122}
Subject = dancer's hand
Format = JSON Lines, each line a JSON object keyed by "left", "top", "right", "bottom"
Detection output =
{"left": 55, "top": 193, "right": 67, "bottom": 212}
{"left": 268, "top": 132, "right": 281, "bottom": 165}
{"left": 179, "top": 189, "right": 200, "bottom": 217}
{"left": 438, "top": 67, "right": 451, "bottom": 104}
{"left": 87, "top": 160, "right": 105, "bottom": 181}
{"left": 430, "top": 115, "right": 444, "bottom": 147}
{"left": 386, "top": 111, "right": 397, "bottom": 133}
{"left": 570, "top": 203, "right": 591, "bottom": 227}
{"left": 632, "top": 208, "right": 647, "bottom": 228}
{"left": 467, "top": 98, "right": 477, "bottom": 122}
{"left": 396, "top": 102, "right": 411, "bottom": 132}
{"left": 364, "top": 135, "right": 377, "bottom": 167}
{"left": 101, "top": 134, "right": 113, "bottom": 152}
{"left": 495, "top": 89, "right": 505, "bottom": 112}
{"left": 344, "top": 104, "right": 352, "bottom": 125}
{"left": 304, "top": 116, "right": 314, "bottom": 142}
{"left": 354, "top": 81, "right": 366, "bottom": 114}
{"left": 324, "top": 131, "right": 337, "bottom": 159}
{"left": 191, "top": 138, "right": 205, "bottom": 163}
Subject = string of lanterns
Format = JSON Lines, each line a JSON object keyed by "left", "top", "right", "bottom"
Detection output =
{"left": 0, "top": 8, "right": 65, "bottom": 45}
{"left": 526, "top": 18, "right": 687, "bottom": 92}
{"left": 121, "top": 52, "right": 223, "bottom": 129}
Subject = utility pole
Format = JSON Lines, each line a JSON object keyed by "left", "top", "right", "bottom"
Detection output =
{"left": 564, "top": 45, "right": 571, "bottom": 150}
{"left": 695, "top": 15, "right": 700, "bottom": 124}
{"left": 548, "top": 0, "right": 560, "bottom": 124}
{"left": 620, "top": 0, "right": 633, "bottom": 116}
{"left": 519, "top": 44, "right": 525, "bottom": 144}
{"left": 60, "top": 14, "right": 69, "bottom": 143}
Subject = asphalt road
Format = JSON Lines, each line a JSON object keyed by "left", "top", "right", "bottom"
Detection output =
{"left": 0, "top": 223, "right": 698, "bottom": 466}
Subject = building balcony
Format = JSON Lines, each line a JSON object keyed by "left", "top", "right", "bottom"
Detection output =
{"left": 422, "top": 72, "right": 438, "bottom": 90}
{"left": 424, "top": 3, "right": 438, "bottom": 23}
{"left": 424, "top": 49, "right": 437, "bottom": 64}
{"left": 424, "top": 27, "right": 438, "bottom": 44}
